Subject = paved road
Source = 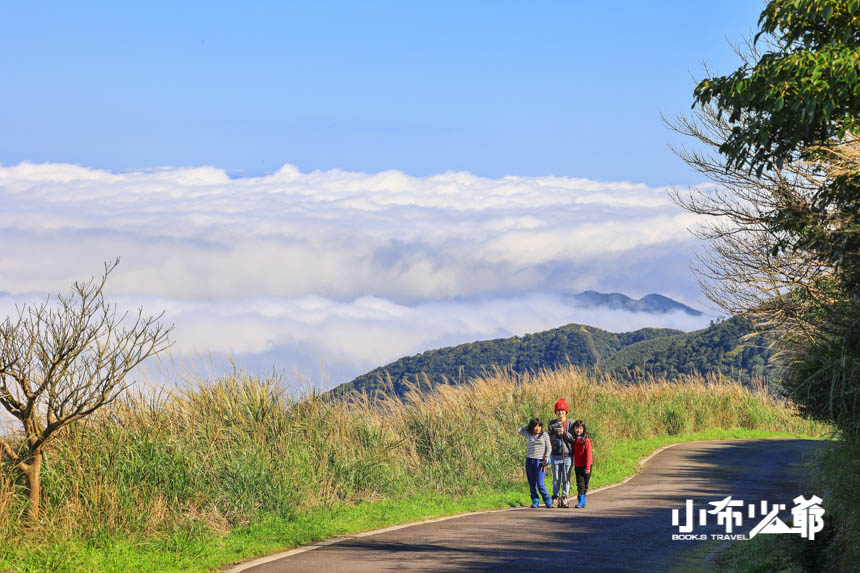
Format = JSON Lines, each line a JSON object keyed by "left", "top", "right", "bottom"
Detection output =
{"left": 230, "top": 439, "right": 823, "bottom": 572}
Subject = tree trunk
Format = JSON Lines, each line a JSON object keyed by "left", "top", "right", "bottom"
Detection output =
{"left": 23, "top": 452, "right": 42, "bottom": 521}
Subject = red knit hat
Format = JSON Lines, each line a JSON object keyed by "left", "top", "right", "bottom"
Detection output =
{"left": 554, "top": 398, "right": 569, "bottom": 413}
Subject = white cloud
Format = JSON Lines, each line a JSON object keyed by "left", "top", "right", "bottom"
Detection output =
{"left": 0, "top": 162, "right": 711, "bottom": 388}
{"left": 0, "top": 162, "right": 702, "bottom": 302}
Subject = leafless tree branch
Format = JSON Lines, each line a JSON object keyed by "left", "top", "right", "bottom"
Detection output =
{"left": 0, "top": 259, "right": 173, "bottom": 520}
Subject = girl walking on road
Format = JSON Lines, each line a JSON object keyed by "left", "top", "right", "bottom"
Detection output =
{"left": 519, "top": 418, "right": 552, "bottom": 508}
{"left": 572, "top": 420, "right": 593, "bottom": 508}
{"left": 548, "top": 398, "right": 574, "bottom": 508}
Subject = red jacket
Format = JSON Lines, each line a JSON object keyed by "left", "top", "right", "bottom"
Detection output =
{"left": 573, "top": 436, "right": 593, "bottom": 469}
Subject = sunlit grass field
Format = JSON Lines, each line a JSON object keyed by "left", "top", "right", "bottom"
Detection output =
{"left": 0, "top": 366, "right": 828, "bottom": 572}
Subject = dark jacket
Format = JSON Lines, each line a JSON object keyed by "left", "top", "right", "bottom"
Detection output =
{"left": 547, "top": 418, "right": 574, "bottom": 457}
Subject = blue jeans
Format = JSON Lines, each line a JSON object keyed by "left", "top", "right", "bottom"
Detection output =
{"left": 551, "top": 456, "right": 572, "bottom": 498}
{"left": 525, "top": 458, "right": 550, "bottom": 504}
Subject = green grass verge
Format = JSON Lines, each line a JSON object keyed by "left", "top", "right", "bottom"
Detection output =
{"left": 0, "top": 428, "right": 826, "bottom": 573}
{"left": 716, "top": 533, "right": 808, "bottom": 573}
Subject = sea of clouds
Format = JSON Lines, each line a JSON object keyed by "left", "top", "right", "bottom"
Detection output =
{"left": 0, "top": 162, "right": 713, "bottom": 389}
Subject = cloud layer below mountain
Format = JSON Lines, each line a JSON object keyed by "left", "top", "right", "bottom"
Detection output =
{"left": 0, "top": 162, "right": 710, "bottom": 387}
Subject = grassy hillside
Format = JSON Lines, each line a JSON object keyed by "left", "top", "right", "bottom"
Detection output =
{"left": 338, "top": 316, "right": 775, "bottom": 397}
{"left": 0, "top": 367, "right": 826, "bottom": 572}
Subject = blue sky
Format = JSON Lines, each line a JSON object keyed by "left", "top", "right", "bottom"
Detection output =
{"left": 2, "top": 1, "right": 761, "bottom": 184}
{"left": 0, "top": 2, "right": 763, "bottom": 388}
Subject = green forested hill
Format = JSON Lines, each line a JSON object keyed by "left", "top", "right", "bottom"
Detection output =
{"left": 334, "top": 316, "right": 775, "bottom": 397}
{"left": 599, "top": 316, "right": 775, "bottom": 381}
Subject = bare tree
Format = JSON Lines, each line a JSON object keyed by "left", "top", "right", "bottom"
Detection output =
{"left": 666, "top": 99, "right": 858, "bottom": 346}
{"left": 0, "top": 260, "right": 172, "bottom": 520}
{"left": 666, "top": 77, "right": 860, "bottom": 433}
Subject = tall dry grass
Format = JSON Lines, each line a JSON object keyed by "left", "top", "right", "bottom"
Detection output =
{"left": 0, "top": 366, "right": 825, "bottom": 544}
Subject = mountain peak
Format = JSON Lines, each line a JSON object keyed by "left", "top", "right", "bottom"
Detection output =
{"left": 573, "top": 291, "right": 702, "bottom": 316}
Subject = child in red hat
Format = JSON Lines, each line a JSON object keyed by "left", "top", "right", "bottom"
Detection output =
{"left": 547, "top": 398, "right": 575, "bottom": 507}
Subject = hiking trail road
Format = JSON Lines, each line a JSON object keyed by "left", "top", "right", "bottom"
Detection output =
{"left": 224, "top": 439, "right": 823, "bottom": 572}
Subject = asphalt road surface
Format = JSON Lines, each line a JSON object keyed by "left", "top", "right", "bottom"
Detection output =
{"left": 228, "top": 439, "right": 823, "bottom": 572}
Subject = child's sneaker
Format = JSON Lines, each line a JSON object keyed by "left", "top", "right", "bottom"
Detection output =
{"left": 560, "top": 495, "right": 569, "bottom": 508}
{"left": 551, "top": 496, "right": 559, "bottom": 507}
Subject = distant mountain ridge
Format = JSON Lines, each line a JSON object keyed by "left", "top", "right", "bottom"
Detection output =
{"left": 333, "top": 316, "right": 774, "bottom": 398}
{"left": 572, "top": 291, "right": 703, "bottom": 316}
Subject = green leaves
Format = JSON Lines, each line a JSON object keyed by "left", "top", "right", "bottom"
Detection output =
{"left": 758, "top": 0, "right": 860, "bottom": 49}
{"left": 774, "top": 95, "right": 785, "bottom": 112}
{"left": 695, "top": 10, "right": 860, "bottom": 173}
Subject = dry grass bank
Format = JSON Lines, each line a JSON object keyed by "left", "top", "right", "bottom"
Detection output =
{"left": 0, "top": 367, "right": 825, "bottom": 544}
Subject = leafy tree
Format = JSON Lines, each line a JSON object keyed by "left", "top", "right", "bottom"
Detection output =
{"left": 0, "top": 261, "right": 172, "bottom": 520}
{"left": 676, "top": 7, "right": 860, "bottom": 566}
{"left": 693, "top": 0, "right": 860, "bottom": 293}
{"left": 694, "top": 0, "right": 860, "bottom": 174}
{"left": 671, "top": 0, "right": 860, "bottom": 437}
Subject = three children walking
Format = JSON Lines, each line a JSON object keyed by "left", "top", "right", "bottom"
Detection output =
{"left": 518, "top": 397, "right": 593, "bottom": 509}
